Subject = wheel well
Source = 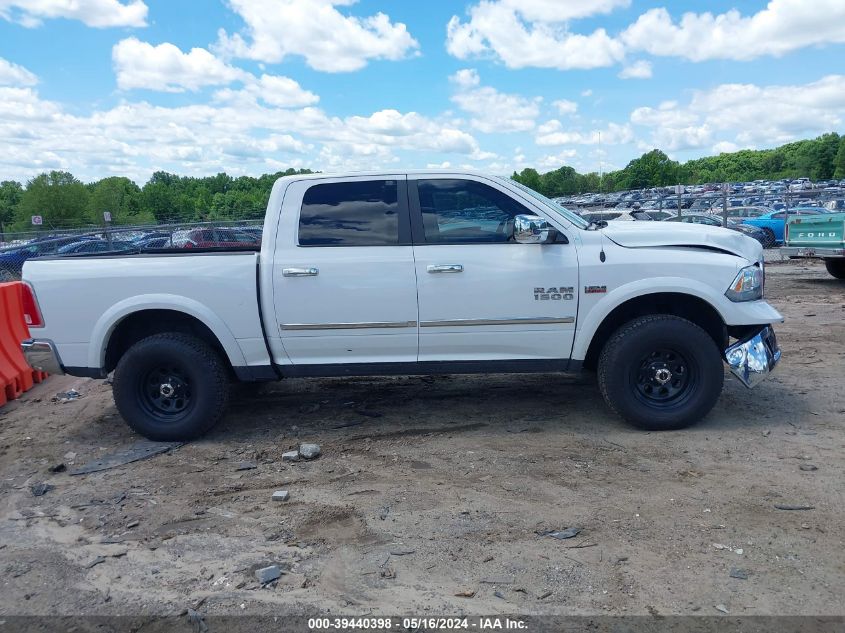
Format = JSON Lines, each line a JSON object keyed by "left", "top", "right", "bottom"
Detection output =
{"left": 104, "top": 310, "right": 232, "bottom": 375}
{"left": 583, "top": 293, "right": 727, "bottom": 371}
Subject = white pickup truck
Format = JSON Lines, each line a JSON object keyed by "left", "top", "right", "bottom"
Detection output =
{"left": 21, "top": 171, "right": 782, "bottom": 440}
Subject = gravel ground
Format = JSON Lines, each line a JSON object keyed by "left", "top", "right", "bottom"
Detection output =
{"left": 0, "top": 260, "right": 842, "bottom": 618}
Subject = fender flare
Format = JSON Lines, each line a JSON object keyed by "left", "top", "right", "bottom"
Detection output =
{"left": 571, "top": 277, "right": 730, "bottom": 360}
{"left": 89, "top": 294, "right": 247, "bottom": 370}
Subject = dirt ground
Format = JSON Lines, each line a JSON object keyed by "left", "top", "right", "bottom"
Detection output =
{"left": 0, "top": 260, "right": 843, "bottom": 618}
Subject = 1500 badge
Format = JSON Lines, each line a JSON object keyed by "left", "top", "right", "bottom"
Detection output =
{"left": 534, "top": 287, "right": 574, "bottom": 301}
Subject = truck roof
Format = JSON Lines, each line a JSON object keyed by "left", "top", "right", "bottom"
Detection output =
{"left": 273, "top": 169, "right": 503, "bottom": 185}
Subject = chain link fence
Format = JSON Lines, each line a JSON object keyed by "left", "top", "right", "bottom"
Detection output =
{"left": 3, "top": 184, "right": 842, "bottom": 281}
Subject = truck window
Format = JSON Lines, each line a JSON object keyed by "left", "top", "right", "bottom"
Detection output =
{"left": 416, "top": 179, "right": 531, "bottom": 244}
{"left": 298, "top": 180, "right": 400, "bottom": 246}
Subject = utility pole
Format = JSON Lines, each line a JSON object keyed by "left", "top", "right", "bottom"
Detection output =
{"left": 722, "top": 182, "right": 729, "bottom": 226}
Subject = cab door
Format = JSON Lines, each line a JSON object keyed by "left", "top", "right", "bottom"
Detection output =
{"left": 271, "top": 176, "right": 419, "bottom": 366}
{"left": 410, "top": 176, "right": 579, "bottom": 362}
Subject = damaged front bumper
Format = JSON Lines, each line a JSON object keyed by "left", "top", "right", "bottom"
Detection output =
{"left": 724, "top": 326, "right": 781, "bottom": 388}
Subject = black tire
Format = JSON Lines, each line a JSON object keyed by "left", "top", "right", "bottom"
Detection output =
{"left": 598, "top": 315, "right": 724, "bottom": 431}
{"left": 112, "top": 333, "right": 230, "bottom": 441}
{"left": 824, "top": 258, "right": 845, "bottom": 279}
{"left": 761, "top": 228, "right": 777, "bottom": 249}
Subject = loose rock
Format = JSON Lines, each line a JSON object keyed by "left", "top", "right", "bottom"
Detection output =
{"left": 282, "top": 451, "right": 300, "bottom": 462}
{"left": 543, "top": 527, "right": 582, "bottom": 540}
{"left": 30, "top": 483, "right": 53, "bottom": 497}
{"left": 729, "top": 568, "right": 748, "bottom": 580}
{"left": 714, "top": 604, "right": 729, "bottom": 614}
{"left": 235, "top": 461, "right": 257, "bottom": 471}
{"left": 774, "top": 504, "right": 815, "bottom": 511}
{"left": 255, "top": 565, "right": 282, "bottom": 585}
{"left": 272, "top": 490, "right": 290, "bottom": 502}
{"left": 299, "top": 443, "right": 321, "bottom": 460}
{"left": 799, "top": 464, "right": 818, "bottom": 472}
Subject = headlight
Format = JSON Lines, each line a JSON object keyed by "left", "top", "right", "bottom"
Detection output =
{"left": 725, "top": 265, "right": 764, "bottom": 302}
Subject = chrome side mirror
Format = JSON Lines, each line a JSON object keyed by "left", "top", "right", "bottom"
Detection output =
{"left": 513, "top": 214, "right": 557, "bottom": 244}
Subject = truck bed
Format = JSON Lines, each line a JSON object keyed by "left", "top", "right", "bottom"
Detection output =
{"left": 23, "top": 251, "right": 271, "bottom": 374}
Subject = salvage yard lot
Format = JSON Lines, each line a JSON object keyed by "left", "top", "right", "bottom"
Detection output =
{"left": 0, "top": 261, "right": 842, "bottom": 617}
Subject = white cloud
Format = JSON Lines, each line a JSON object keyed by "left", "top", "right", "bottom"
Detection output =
{"left": 449, "top": 69, "right": 542, "bottom": 133}
{"left": 536, "top": 148, "right": 578, "bottom": 170}
{"left": 622, "top": 1, "right": 845, "bottom": 62}
{"left": 713, "top": 141, "right": 740, "bottom": 154}
{"left": 536, "top": 121, "right": 634, "bottom": 146}
{"left": 495, "top": 0, "right": 630, "bottom": 22}
{"left": 629, "top": 75, "right": 845, "bottom": 151}
{"left": 113, "top": 38, "right": 248, "bottom": 92}
{"left": 216, "top": 0, "right": 418, "bottom": 72}
{"left": 0, "top": 57, "right": 37, "bottom": 86}
{"left": 618, "top": 59, "right": 652, "bottom": 79}
{"left": 0, "top": 82, "right": 495, "bottom": 182}
{"left": 214, "top": 74, "right": 320, "bottom": 108}
{"left": 581, "top": 89, "right": 593, "bottom": 97}
{"left": 447, "top": 0, "right": 845, "bottom": 73}
{"left": 446, "top": 1, "right": 625, "bottom": 70}
{"left": 553, "top": 99, "right": 578, "bottom": 115}
{"left": 0, "top": 0, "right": 147, "bottom": 28}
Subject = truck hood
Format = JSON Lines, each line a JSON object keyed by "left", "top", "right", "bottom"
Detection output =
{"left": 601, "top": 221, "right": 762, "bottom": 262}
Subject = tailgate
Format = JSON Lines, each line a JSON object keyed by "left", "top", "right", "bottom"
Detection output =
{"left": 786, "top": 213, "right": 845, "bottom": 248}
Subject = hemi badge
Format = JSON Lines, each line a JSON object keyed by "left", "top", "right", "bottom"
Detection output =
{"left": 584, "top": 285, "right": 607, "bottom": 294}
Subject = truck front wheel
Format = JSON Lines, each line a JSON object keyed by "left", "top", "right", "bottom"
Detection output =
{"left": 597, "top": 315, "right": 724, "bottom": 431}
{"left": 112, "top": 333, "right": 230, "bottom": 441}
{"left": 824, "top": 258, "right": 845, "bottom": 279}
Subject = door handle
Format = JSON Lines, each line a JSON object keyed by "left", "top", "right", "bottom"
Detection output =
{"left": 427, "top": 264, "right": 463, "bottom": 274}
{"left": 283, "top": 267, "right": 319, "bottom": 277}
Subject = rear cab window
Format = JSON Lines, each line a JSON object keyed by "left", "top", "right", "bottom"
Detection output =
{"left": 297, "top": 180, "right": 410, "bottom": 246}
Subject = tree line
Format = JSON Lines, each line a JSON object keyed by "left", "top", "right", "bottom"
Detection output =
{"left": 2, "top": 133, "right": 844, "bottom": 234}
{"left": 0, "top": 168, "right": 314, "bottom": 234}
{"left": 513, "top": 132, "right": 845, "bottom": 197}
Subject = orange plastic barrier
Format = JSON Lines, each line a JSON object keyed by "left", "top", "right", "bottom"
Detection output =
{"left": 0, "top": 282, "right": 45, "bottom": 406}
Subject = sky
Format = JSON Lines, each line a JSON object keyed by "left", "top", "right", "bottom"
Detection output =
{"left": 1, "top": 0, "right": 845, "bottom": 184}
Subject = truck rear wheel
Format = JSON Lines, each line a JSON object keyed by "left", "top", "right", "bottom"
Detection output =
{"left": 597, "top": 315, "right": 724, "bottom": 431}
{"left": 112, "top": 333, "right": 230, "bottom": 441}
{"left": 824, "top": 258, "right": 845, "bottom": 279}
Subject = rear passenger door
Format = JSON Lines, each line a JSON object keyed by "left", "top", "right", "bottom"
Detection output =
{"left": 272, "top": 176, "right": 419, "bottom": 366}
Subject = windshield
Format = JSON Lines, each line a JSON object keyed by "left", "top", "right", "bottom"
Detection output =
{"left": 503, "top": 178, "right": 590, "bottom": 229}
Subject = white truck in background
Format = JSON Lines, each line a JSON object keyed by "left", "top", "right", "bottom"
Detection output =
{"left": 22, "top": 171, "right": 782, "bottom": 440}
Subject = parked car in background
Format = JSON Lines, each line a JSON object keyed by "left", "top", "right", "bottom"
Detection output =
{"left": 0, "top": 234, "right": 100, "bottom": 279}
{"left": 740, "top": 208, "right": 830, "bottom": 247}
{"left": 782, "top": 212, "right": 845, "bottom": 279}
{"left": 171, "top": 228, "right": 261, "bottom": 249}
{"left": 57, "top": 239, "right": 135, "bottom": 255}
{"left": 719, "top": 206, "right": 769, "bottom": 219}
{"left": 661, "top": 213, "right": 769, "bottom": 246}
{"left": 642, "top": 210, "right": 676, "bottom": 221}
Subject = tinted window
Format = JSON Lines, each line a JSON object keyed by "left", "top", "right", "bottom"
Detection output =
{"left": 417, "top": 179, "right": 531, "bottom": 244}
{"left": 299, "top": 180, "right": 400, "bottom": 246}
